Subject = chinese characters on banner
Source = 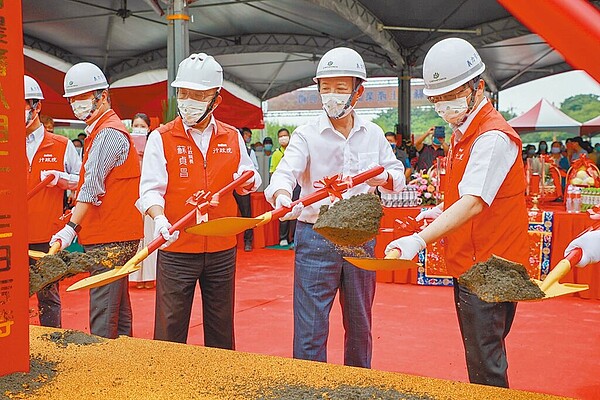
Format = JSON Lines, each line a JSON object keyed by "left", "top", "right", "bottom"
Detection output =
{"left": 0, "top": 0, "right": 29, "bottom": 376}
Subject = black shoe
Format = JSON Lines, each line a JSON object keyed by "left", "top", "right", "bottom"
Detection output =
{"left": 244, "top": 243, "right": 252, "bottom": 252}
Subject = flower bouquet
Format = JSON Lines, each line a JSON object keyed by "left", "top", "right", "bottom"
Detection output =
{"left": 408, "top": 171, "right": 438, "bottom": 206}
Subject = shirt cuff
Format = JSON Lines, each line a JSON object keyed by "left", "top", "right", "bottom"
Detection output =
{"left": 138, "top": 193, "right": 165, "bottom": 213}
{"left": 76, "top": 190, "right": 101, "bottom": 206}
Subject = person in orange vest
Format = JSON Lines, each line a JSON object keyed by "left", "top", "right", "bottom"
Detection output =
{"left": 138, "top": 53, "right": 260, "bottom": 348}
{"left": 25, "top": 75, "right": 81, "bottom": 328}
{"left": 50, "top": 62, "right": 143, "bottom": 339}
{"left": 386, "top": 38, "right": 529, "bottom": 388}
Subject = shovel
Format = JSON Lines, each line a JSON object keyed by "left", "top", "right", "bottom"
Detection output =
{"left": 27, "top": 174, "right": 55, "bottom": 200}
{"left": 344, "top": 248, "right": 421, "bottom": 271}
{"left": 185, "top": 166, "right": 385, "bottom": 237}
{"left": 66, "top": 171, "right": 255, "bottom": 292}
{"left": 529, "top": 248, "right": 588, "bottom": 299}
{"left": 28, "top": 242, "right": 61, "bottom": 261}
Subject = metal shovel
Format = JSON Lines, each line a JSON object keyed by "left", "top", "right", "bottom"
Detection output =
{"left": 66, "top": 171, "right": 255, "bottom": 292}
{"left": 344, "top": 248, "right": 421, "bottom": 271}
{"left": 185, "top": 166, "right": 385, "bottom": 237}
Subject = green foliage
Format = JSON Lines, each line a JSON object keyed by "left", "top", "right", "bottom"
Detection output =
{"left": 371, "top": 106, "right": 446, "bottom": 136}
{"left": 54, "top": 128, "right": 85, "bottom": 140}
{"left": 560, "top": 94, "right": 600, "bottom": 122}
{"left": 260, "top": 121, "right": 297, "bottom": 144}
{"left": 162, "top": 96, "right": 178, "bottom": 124}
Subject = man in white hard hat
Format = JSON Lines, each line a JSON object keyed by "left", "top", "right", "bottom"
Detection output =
{"left": 386, "top": 38, "right": 529, "bottom": 387}
{"left": 138, "top": 53, "right": 260, "bottom": 348}
{"left": 50, "top": 62, "right": 143, "bottom": 339}
{"left": 25, "top": 75, "right": 81, "bottom": 327}
{"left": 265, "top": 47, "right": 405, "bottom": 368}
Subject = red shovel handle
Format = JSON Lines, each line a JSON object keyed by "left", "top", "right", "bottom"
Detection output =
{"left": 146, "top": 170, "right": 254, "bottom": 253}
{"left": 270, "top": 166, "right": 385, "bottom": 220}
{"left": 27, "top": 174, "right": 55, "bottom": 200}
{"left": 566, "top": 247, "right": 583, "bottom": 266}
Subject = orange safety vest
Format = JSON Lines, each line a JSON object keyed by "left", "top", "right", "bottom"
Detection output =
{"left": 157, "top": 116, "right": 240, "bottom": 253}
{"left": 77, "top": 110, "right": 143, "bottom": 245}
{"left": 27, "top": 130, "right": 68, "bottom": 243}
{"left": 444, "top": 102, "right": 529, "bottom": 277}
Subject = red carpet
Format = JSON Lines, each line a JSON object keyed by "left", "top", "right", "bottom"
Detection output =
{"left": 30, "top": 248, "right": 600, "bottom": 399}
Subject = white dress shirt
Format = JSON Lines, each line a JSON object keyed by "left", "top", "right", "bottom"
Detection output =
{"left": 138, "top": 116, "right": 262, "bottom": 213}
{"left": 264, "top": 111, "right": 405, "bottom": 224}
{"left": 453, "top": 97, "right": 519, "bottom": 206}
{"left": 26, "top": 124, "right": 81, "bottom": 184}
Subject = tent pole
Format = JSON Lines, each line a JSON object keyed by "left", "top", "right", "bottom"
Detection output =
{"left": 398, "top": 66, "right": 411, "bottom": 145}
{"left": 167, "top": 0, "right": 190, "bottom": 100}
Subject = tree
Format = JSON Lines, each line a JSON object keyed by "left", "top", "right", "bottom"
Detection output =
{"left": 372, "top": 106, "right": 446, "bottom": 136}
{"left": 560, "top": 94, "right": 600, "bottom": 122}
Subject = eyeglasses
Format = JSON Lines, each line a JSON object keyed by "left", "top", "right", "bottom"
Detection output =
{"left": 427, "top": 84, "right": 473, "bottom": 104}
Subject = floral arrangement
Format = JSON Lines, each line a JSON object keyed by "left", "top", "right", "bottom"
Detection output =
{"left": 408, "top": 171, "right": 438, "bottom": 206}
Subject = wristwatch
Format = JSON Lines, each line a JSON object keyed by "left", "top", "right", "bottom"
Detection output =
{"left": 67, "top": 221, "right": 82, "bottom": 233}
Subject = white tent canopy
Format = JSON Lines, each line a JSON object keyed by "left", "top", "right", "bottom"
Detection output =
{"left": 508, "top": 98, "right": 582, "bottom": 135}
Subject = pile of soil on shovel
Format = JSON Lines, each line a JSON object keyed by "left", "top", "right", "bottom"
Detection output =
{"left": 0, "top": 356, "right": 57, "bottom": 399}
{"left": 29, "top": 241, "right": 138, "bottom": 296}
{"left": 314, "top": 193, "right": 383, "bottom": 247}
{"left": 256, "top": 383, "right": 433, "bottom": 399}
{"left": 459, "top": 255, "right": 545, "bottom": 302}
{"left": 41, "top": 330, "right": 104, "bottom": 348}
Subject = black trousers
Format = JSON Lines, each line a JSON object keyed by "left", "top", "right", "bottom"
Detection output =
{"left": 233, "top": 191, "right": 253, "bottom": 244}
{"left": 29, "top": 242, "right": 61, "bottom": 328}
{"left": 453, "top": 278, "right": 517, "bottom": 388}
{"left": 154, "top": 247, "right": 236, "bottom": 349}
{"left": 279, "top": 185, "right": 301, "bottom": 242}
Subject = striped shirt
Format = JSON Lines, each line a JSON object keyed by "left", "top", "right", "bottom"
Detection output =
{"left": 77, "top": 127, "right": 130, "bottom": 205}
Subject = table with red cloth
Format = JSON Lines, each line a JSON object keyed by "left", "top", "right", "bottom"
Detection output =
{"left": 373, "top": 206, "right": 600, "bottom": 300}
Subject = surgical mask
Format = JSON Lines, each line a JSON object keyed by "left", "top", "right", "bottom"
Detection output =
{"left": 390, "top": 143, "right": 396, "bottom": 150}
{"left": 244, "top": 136, "right": 252, "bottom": 144}
{"left": 177, "top": 98, "right": 210, "bottom": 126}
{"left": 264, "top": 144, "right": 273, "bottom": 152}
{"left": 551, "top": 147, "right": 561, "bottom": 154}
{"left": 539, "top": 144, "right": 547, "bottom": 151}
{"left": 432, "top": 137, "right": 442, "bottom": 146}
{"left": 595, "top": 145, "right": 600, "bottom": 152}
{"left": 434, "top": 96, "right": 469, "bottom": 125}
{"left": 321, "top": 93, "right": 353, "bottom": 119}
{"left": 278, "top": 136, "right": 289, "bottom": 146}
{"left": 255, "top": 146, "right": 264, "bottom": 152}
{"left": 527, "top": 149, "right": 535, "bottom": 155}
{"left": 75, "top": 147, "right": 83, "bottom": 157}
{"left": 132, "top": 127, "right": 149, "bottom": 135}
{"left": 71, "top": 99, "right": 95, "bottom": 121}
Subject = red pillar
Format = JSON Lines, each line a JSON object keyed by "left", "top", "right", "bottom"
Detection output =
{"left": 0, "top": 0, "right": 29, "bottom": 375}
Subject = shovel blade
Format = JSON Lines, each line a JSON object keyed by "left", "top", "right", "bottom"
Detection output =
{"left": 66, "top": 264, "right": 141, "bottom": 292}
{"left": 28, "top": 250, "right": 48, "bottom": 260}
{"left": 344, "top": 257, "right": 420, "bottom": 271}
{"left": 185, "top": 216, "right": 263, "bottom": 236}
{"left": 532, "top": 279, "right": 589, "bottom": 299}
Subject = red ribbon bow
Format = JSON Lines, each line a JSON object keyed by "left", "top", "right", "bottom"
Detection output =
{"left": 313, "top": 174, "right": 352, "bottom": 202}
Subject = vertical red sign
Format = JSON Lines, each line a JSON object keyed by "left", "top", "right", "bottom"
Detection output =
{"left": 0, "top": 0, "right": 29, "bottom": 375}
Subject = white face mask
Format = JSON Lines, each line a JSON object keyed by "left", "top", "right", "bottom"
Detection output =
{"left": 71, "top": 99, "right": 95, "bottom": 121}
{"left": 321, "top": 93, "right": 353, "bottom": 119}
{"left": 278, "top": 136, "right": 289, "bottom": 146}
{"left": 132, "top": 127, "right": 149, "bottom": 135}
{"left": 434, "top": 94, "right": 473, "bottom": 126}
{"left": 178, "top": 98, "right": 210, "bottom": 126}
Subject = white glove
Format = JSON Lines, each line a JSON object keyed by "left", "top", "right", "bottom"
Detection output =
{"left": 416, "top": 205, "right": 443, "bottom": 222}
{"left": 365, "top": 169, "right": 389, "bottom": 187}
{"left": 50, "top": 224, "right": 77, "bottom": 250}
{"left": 385, "top": 233, "right": 427, "bottom": 260}
{"left": 275, "top": 194, "right": 303, "bottom": 221}
{"left": 233, "top": 170, "right": 257, "bottom": 195}
{"left": 564, "top": 230, "right": 600, "bottom": 267}
{"left": 153, "top": 214, "right": 180, "bottom": 249}
{"left": 40, "top": 169, "right": 69, "bottom": 189}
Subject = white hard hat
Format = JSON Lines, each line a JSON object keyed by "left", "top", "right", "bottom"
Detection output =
{"left": 422, "top": 38, "right": 486, "bottom": 97}
{"left": 171, "top": 53, "right": 223, "bottom": 91}
{"left": 314, "top": 47, "right": 367, "bottom": 82}
{"left": 63, "top": 62, "right": 109, "bottom": 98}
{"left": 24, "top": 75, "right": 44, "bottom": 100}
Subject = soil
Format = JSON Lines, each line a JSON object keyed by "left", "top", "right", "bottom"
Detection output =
{"left": 29, "top": 241, "right": 139, "bottom": 296}
{"left": 0, "top": 356, "right": 57, "bottom": 400}
{"left": 256, "top": 383, "right": 433, "bottom": 399}
{"left": 41, "top": 330, "right": 104, "bottom": 348}
{"left": 459, "top": 255, "right": 545, "bottom": 302}
{"left": 314, "top": 193, "right": 383, "bottom": 246}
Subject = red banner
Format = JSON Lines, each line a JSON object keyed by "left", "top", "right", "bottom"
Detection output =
{"left": 0, "top": 0, "right": 29, "bottom": 375}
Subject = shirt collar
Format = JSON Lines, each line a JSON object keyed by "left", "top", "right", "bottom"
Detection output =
{"left": 184, "top": 115, "right": 216, "bottom": 136}
{"left": 454, "top": 97, "right": 488, "bottom": 137}
{"left": 317, "top": 110, "right": 367, "bottom": 135}
{"left": 27, "top": 124, "right": 44, "bottom": 143}
{"left": 85, "top": 109, "right": 111, "bottom": 134}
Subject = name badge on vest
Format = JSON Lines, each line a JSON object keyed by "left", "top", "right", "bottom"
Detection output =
{"left": 213, "top": 143, "right": 233, "bottom": 154}
{"left": 39, "top": 153, "right": 57, "bottom": 163}
{"left": 176, "top": 145, "right": 195, "bottom": 178}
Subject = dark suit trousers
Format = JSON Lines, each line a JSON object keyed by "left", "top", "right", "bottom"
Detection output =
{"left": 29, "top": 242, "right": 61, "bottom": 328}
{"left": 233, "top": 191, "right": 253, "bottom": 244}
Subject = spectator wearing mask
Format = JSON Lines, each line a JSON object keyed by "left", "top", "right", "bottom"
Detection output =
{"left": 263, "top": 137, "right": 274, "bottom": 156}
{"left": 236, "top": 127, "right": 260, "bottom": 251}
{"left": 525, "top": 144, "right": 536, "bottom": 159}
{"left": 550, "top": 141, "right": 570, "bottom": 172}
{"left": 385, "top": 132, "right": 412, "bottom": 180}
{"left": 71, "top": 138, "right": 84, "bottom": 159}
{"left": 77, "top": 132, "right": 87, "bottom": 143}
{"left": 414, "top": 126, "right": 447, "bottom": 172}
{"left": 537, "top": 140, "right": 548, "bottom": 155}
{"left": 269, "top": 128, "right": 300, "bottom": 247}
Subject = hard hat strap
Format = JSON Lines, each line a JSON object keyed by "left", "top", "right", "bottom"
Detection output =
{"left": 332, "top": 78, "right": 361, "bottom": 119}
{"left": 456, "top": 78, "right": 481, "bottom": 126}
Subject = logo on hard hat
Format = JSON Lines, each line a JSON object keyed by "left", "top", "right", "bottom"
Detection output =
{"left": 327, "top": 61, "right": 334, "bottom": 66}
{"left": 433, "top": 72, "right": 439, "bottom": 79}
{"left": 68, "top": 81, "right": 74, "bottom": 86}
